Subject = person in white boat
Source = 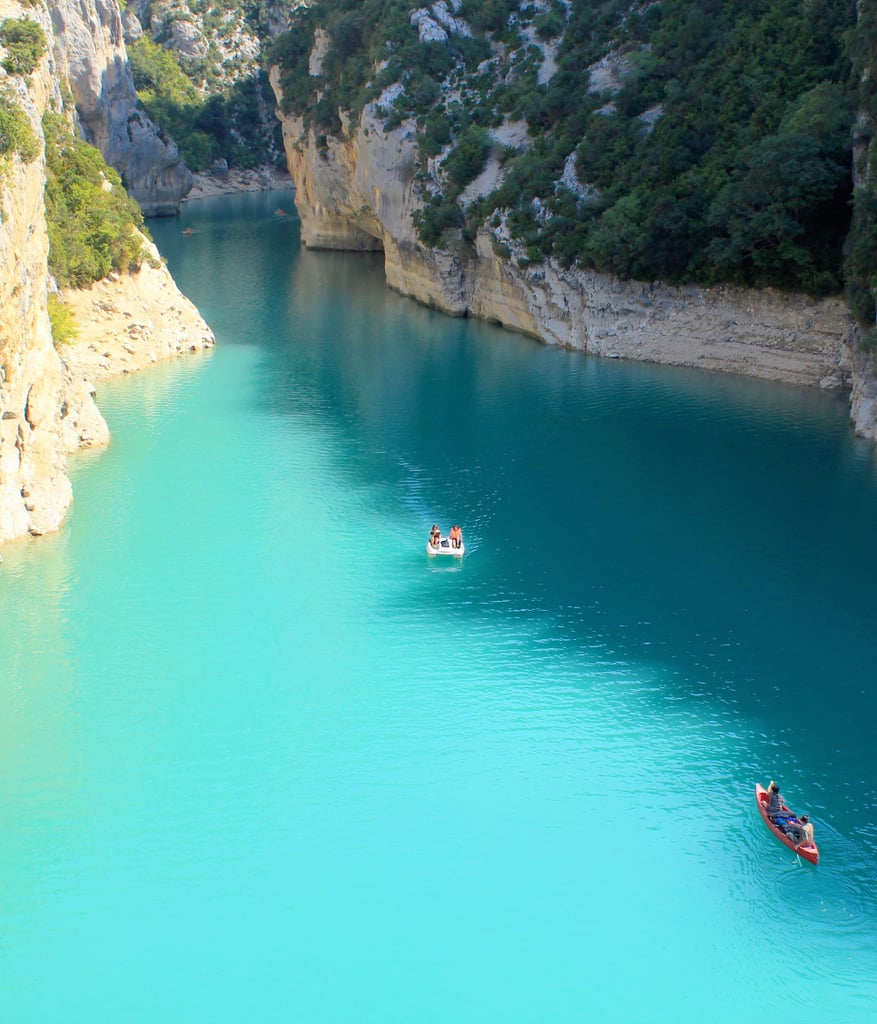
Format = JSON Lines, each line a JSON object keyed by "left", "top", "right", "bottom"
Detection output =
{"left": 430, "top": 524, "right": 441, "bottom": 547}
{"left": 449, "top": 525, "right": 463, "bottom": 549}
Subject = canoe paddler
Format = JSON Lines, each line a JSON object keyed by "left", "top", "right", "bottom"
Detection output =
{"left": 766, "top": 781, "right": 784, "bottom": 821}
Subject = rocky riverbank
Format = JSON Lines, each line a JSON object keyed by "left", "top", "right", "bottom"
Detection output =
{"left": 185, "top": 164, "right": 292, "bottom": 202}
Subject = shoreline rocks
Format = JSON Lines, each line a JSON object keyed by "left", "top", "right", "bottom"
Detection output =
{"left": 59, "top": 239, "right": 215, "bottom": 387}
{"left": 185, "top": 165, "right": 293, "bottom": 202}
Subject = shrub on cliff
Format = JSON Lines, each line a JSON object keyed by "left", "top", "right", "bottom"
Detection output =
{"left": 47, "top": 294, "right": 78, "bottom": 347}
{"left": 443, "top": 126, "right": 491, "bottom": 188}
{"left": 845, "top": 190, "right": 877, "bottom": 327}
{"left": 412, "top": 192, "right": 464, "bottom": 247}
{"left": 0, "top": 87, "right": 39, "bottom": 169}
{"left": 43, "top": 115, "right": 151, "bottom": 288}
{"left": 0, "top": 18, "right": 46, "bottom": 77}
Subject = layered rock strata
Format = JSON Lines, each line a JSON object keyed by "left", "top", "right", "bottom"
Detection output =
{"left": 273, "top": 79, "right": 875, "bottom": 439}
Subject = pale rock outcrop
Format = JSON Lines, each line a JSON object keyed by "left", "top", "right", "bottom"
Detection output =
{"left": 59, "top": 238, "right": 215, "bottom": 385}
{"left": 411, "top": 12, "right": 448, "bottom": 45}
{"left": 167, "top": 20, "right": 207, "bottom": 60}
{"left": 50, "top": 0, "right": 191, "bottom": 214}
{"left": 588, "top": 50, "right": 635, "bottom": 96}
{"left": 431, "top": 1, "right": 468, "bottom": 34}
{"left": 309, "top": 28, "right": 330, "bottom": 76}
{"left": 271, "top": 72, "right": 877, "bottom": 436}
{"left": 411, "top": 3, "right": 471, "bottom": 42}
{"left": 120, "top": 9, "right": 143, "bottom": 44}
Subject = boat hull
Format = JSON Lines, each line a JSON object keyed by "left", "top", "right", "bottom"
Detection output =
{"left": 755, "top": 783, "right": 819, "bottom": 865}
{"left": 427, "top": 539, "right": 465, "bottom": 557}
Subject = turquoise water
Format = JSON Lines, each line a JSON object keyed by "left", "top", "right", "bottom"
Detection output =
{"left": 2, "top": 190, "right": 877, "bottom": 1021}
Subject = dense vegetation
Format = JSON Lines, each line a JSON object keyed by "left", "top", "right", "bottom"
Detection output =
{"left": 0, "top": 17, "right": 46, "bottom": 77}
{"left": 129, "top": 34, "right": 278, "bottom": 171}
{"left": 47, "top": 293, "right": 78, "bottom": 346}
{"left": 124, "top": 0, "right": 286, "bottom": 172}
{"left": 0, "top": 86, "right": 40, "bottom": 171}
{"left": 269, "top": 0, "right": 869, "bottom": 316}
{"left": 43, "top": 114, "right": 154, "bottom": 287}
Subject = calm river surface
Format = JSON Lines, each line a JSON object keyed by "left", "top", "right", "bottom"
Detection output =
{"left": 2, "top": 190, "right": 876, "bottom": 1021}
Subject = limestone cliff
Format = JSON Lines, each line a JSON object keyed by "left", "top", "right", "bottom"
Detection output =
{"left": 273, "top": 80, "right": 872, "bottom": 430}
{"left": 1, "top": 9, "right": 72, "bottom": 542}
{"left": 50, "top": 0, "right": 191, "bottom": 215}
{"left": 0, "top": 0, "right": 213, "bottom": 545}
{"left": 849, "top": 347, "right": 877, "bottom": 442}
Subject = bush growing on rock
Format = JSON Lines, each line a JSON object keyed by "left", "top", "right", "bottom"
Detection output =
{"left": 0, "top": 87, "right": 39, "bottom": 168}
{"left": 47, "top": 294, "right": 78, "bottom": 347}
{"left": 43, "top": 115, "right": 151, "bottom": 288}
{"left": 443, "top": 126, "right": 491, "bottom": 188}
{"left": 0, "top": 18, "right": 46, "bottom": 77}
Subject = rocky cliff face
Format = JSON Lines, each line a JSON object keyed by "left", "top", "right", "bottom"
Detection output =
{"left": 0, "top": 0, "right": 212, "bottom": 545}
{"left": 50, "top": 0, "right": 191, "bottom": 214}
{"left": 273, "top": 81, "right": 872, "bottom": 430}
{"left": 1, "top": 14, "right": 73, "bottom": 542}
{"left": 849, "top": 347, "right": 877, "bottom": 442}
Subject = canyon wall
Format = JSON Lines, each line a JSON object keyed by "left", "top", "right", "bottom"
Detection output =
{"left": 0, "top": 0, "right": 212, "bottom": 545}
{"left": 1, "top": 8, "right": 74, "bottom": 542}
{"left": 273, "top": 76, "right": 874, "bottom": 438}
{"left": 49, "top": 0, "right": 191, "bottom": 215}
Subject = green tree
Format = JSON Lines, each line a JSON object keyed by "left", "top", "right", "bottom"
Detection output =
{"left": 706, "top": 134, "right": 848, "bottom": 292}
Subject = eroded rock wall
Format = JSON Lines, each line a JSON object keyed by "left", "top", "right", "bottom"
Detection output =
{"left": 50, "top": 0, "right": 191, "bottom": 214}
{"left": 272, "top": 77, "right": 877, "bottom": 437}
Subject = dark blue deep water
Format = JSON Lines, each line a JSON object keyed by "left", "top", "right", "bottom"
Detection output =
{"left": 1, "top": 190, "right": 876, "bottom": 1021}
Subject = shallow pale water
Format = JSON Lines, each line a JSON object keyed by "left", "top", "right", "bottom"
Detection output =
{"left": 2, "top": 191, "right": 877, "bottom": 1021}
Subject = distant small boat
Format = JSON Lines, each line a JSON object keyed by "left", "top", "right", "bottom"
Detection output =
{"left": 755, "top": 783, "right": 819, "bottom": 865}
{"left": 427, "top": 537, "right": 464, "bottom": 557}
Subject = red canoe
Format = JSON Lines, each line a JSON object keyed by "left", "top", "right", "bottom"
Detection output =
{"left": 755, "top": 783, "right": 819, "bottom": 865}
